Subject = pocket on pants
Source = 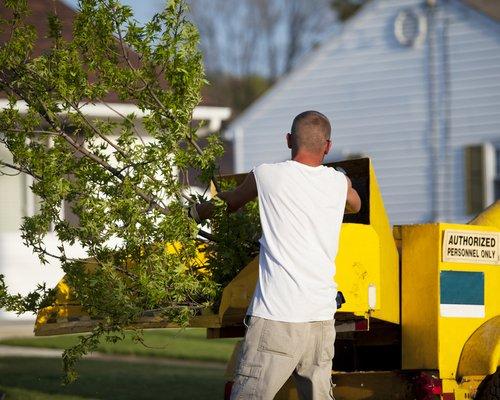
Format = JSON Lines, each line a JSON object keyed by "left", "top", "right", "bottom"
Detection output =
{"left": 319, "top": 319, "right": 336, "bottom": 363}
{"left": 258, "top": 320, "right": 296, "bottom": 358}
{"left": 232, "top": 363, "right": 262, "bottom": 399}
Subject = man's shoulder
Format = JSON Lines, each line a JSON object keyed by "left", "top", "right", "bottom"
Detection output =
{"left": 255, "top": 161, "right": 344, "bottom": 177}
{"left": 254, "top": 161, "right": 289, "bottom": 173}
{"left": 257, "top": 160, "right": 290, "bottom": 168}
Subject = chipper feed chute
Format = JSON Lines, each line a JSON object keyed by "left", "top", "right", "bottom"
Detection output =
{"left": 212, "top": 158, "right": 400, "bottom": 338}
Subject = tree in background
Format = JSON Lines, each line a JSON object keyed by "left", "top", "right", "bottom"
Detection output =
{"left": 190, "top": 0, "right": 368, "bottom": 116}
{"left": 203, "top": 73, "right": 271, "bottom": 116}
{"left": 190, "top": 0, "right": 335, "bottom": 80}
{"left": 0, "top": 0, "right": 259, "bottom": 382}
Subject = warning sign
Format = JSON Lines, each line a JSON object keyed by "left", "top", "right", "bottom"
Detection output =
{"left": 443, "top": 230, "right": 500, "bottom": 265}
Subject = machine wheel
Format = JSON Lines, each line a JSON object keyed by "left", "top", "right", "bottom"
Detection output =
{"left": 475, "top": 367, "right": 500, "bottom": 400}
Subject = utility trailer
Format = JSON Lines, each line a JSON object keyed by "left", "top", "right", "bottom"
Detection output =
{"left": 34, "top": 158, "right": 500, "bottom": 400}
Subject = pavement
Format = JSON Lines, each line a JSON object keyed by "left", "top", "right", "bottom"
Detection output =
{"left": 0, "top": 320, "right": 226, "bottom": 369}
{"left": 0, "top": 320, "right": 35, "bottom": 340}
{"left": 0, "top": 344, "right": 62, "bottom": 358}
{"left": 0, "top": 344, "right": 226, "bottom": 369}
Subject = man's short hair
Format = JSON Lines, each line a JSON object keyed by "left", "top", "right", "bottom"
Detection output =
{"left": 290, "top": 111, "right": 331, "bottom": 153}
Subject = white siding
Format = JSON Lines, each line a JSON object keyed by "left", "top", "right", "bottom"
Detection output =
{"left": 227, "top": 0, "right": 500, "bottom": 225}
{"left": 0, "top": 233, "right": 81, "bottom": 320}
{"left": 0, "top": 144, "right": 25, "bottom": 232}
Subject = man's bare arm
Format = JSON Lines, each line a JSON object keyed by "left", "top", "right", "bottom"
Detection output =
{"left": 194, "top": 172, "right": 258, "bottom": 221}
{"left": 345, "top": 176, "right": 361, "bottom": 214}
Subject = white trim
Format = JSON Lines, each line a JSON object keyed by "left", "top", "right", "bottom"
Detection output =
{"left": 440, "top": 304, "right": 485, "bottom": 318}
{"left": 0, "top": 100, "right": 231, "bottom": 134}
{"left": 234, "top": 126, "right": 245, "bottom": 173}
{"left": 23, "top": 173, "right": 35, "bottom": 218}
{"left": 193, "top": 106, "right": 231, "bottom": 133}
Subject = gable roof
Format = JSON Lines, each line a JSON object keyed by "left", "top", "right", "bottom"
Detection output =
{"left": 463, "top": 0, "right": 500, "bottom": 21}
{"left": 0, "top": 0, "right": 75, "bottom": 58}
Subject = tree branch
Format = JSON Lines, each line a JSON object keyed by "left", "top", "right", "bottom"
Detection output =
{"left": 110, "top": 9, "right": 221, "bottom": 193}
{"left": 0, "top": 41, "right": 217, "bottom": 242}
{"left": 97, "top": 100, "right": 146, "bottom": 145}
{"left": 23, "top": 67, "right": 131, "bottom": 162}
{"left": 0, "top": 159, "right": 41, "bottom": 180}
{"left": 30, "top": 243, "right": 82, "bottom": 264}
{"left": 67, "top": 99, "right": 130, "bottom": 160}
{"left": 113, "top": 266, "right": 137, "bottom": 279}
{"left": 2, "top": 127, "right": 211, "bottom": 240}
{"left": 34, "top": 98, "right": 172, "bottom": 217}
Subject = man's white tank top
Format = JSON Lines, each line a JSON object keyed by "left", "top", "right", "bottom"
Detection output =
{"left": 247, "top": 160, "right": 348, "bottom": 322}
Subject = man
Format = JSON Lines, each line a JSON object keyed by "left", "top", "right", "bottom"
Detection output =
{"left": 192, "top": 110, "right": 361, "bottom": 399}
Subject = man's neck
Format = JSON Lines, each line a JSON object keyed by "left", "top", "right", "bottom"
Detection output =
{"left": 292, "top": 153, "right": 324, "bottom": 167}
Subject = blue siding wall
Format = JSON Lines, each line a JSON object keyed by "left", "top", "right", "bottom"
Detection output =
{"left": 446, "top": 2, "right": 500, "bottom": 221}
{"left": 226, "top": 0, "right": 500, "bottom": 225}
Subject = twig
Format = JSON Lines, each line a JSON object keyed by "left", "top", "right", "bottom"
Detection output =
{"left": 110, "top": 10, "right": 221, "bottom": 193}
{"left": 31, "top": 244, "right": 82, "bottom": 263}
{"left": 50, "top": 87, "right": 131, "bottom": 161}
{"left": 0, "top": 159, "right": 41, "bottom": 180}
{"left": 97, "top": 100, "right": 146, "bottom": 145}
{"left": 113, "top": 266, "right": 137, "bottom": 279}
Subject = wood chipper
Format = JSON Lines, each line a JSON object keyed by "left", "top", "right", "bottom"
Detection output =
{"left": 34, "top": 158, "right": 500, "bottom": 400}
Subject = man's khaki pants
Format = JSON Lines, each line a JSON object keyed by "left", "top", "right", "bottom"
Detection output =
{"left": 230, "top": 316, "right": 336, "bottom": 400}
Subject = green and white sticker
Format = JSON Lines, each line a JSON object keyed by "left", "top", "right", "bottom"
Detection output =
{"left": 440, "top": 271, "right": 484, "bottom": 318}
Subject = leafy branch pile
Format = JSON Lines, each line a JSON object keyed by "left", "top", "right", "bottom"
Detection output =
{"left": 0, "top": 0, "right": 260, "bottom": 382}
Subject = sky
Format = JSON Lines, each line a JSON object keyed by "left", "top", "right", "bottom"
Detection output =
{"left": 62, "top": 0, "right": 163, "bottom": 25}
{"left": 60, "top": 0, "right": 340, "bottom": 78}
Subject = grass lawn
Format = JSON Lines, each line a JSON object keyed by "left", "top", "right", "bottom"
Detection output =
{"left": 0, "top": 356, "right": 227, "bottom": 400}
{"left": 0, "top": 328, "right": 239, "bottom": 363}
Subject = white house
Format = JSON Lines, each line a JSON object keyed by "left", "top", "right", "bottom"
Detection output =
{"left": 226, "top": 0, "right": 500, "bottom": 225}
{"left": 0, "top": 0, "right": 231, "bottom": 320}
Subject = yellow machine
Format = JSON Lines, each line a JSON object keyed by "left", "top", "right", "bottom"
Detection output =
{"left": 34, "top": 158, "right": 500, "bottom": 400}
{"left": 400, "top": 221, "right": 500, "bottom": 399}
{"left": 217, "top": 159, "right": 500, "bottom": 400}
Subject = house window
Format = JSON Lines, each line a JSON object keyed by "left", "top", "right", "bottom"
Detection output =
{"left": 464, "top": 143, "right": 497, "bottom": 215}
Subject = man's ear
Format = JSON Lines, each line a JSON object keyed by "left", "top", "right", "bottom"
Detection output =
{"left": 324, "top": 140, "right": 332, "bottom": 155}
{"left": 286, "top": 133, "right": 292, "bottom": 149}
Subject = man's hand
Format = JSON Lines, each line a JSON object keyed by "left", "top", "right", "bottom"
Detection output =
{"left": 345, "top": 176, "right": 361, "bottom": 214}
{"left": 193, "top": 172, "right": 258, "bottom": 222}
